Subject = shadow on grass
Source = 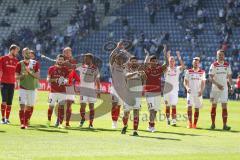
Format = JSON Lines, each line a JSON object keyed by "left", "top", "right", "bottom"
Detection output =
{"left": 137, "top": 129, "right": 203, "bottom": 137}
{"left": 0, "top": 130, "right": 6, "bottom": 133}
{"left": 66, "top": 127, "right": 99, "bottom": 132}
{"left": 66, "top": 127, "right": 121, "bottom": 133}
{"left": 25, "top": 124, "right": 68, "bottom": 133}
{"left": 197, "top": 127, "right": 240, "bottom": 133}
{"left": 130, "top": 135, "right": 181, "bottom": 141}
{"left": 35, "top": 128, "right": 68, "bottom": 133}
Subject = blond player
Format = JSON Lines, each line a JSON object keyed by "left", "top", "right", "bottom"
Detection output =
{"left": 164, "top": 50, "right": 185, "bottom": 126}
{"left": 209, "top": 50, "right": 233, "bottom": 130}
{"left": 77, "top": 53, "right": 100, "bottom": 129}
{"left": 184, "top": 57, "right": 206, "bottom": 129}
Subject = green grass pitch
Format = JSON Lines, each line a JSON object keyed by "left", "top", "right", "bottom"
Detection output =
{"left": 0, "top": 91, "right": 239, "bottom": 160}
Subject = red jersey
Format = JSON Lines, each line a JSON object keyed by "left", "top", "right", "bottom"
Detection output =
{"left": 15, "top": 60, "right": 40, "bottom": 89}
{"left": 48, "top": 65, "right": 69, "bottom": 93}
{"left": 144, "top": 65, "right": 165, "bottom": 92}
{"left": 236, "top": 78, "right": 240, "bottom": 89}
{"left": 0, "top": 55, "right": 18, "bottom": 84}
{"left": 68, "top": 69, "right": 80, "bottom": 85}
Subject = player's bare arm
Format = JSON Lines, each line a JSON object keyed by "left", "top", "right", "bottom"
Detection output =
{"left": 184, "top": 79, "right": 191, "bottom": 94}
{"left": 228, "top": 74, "right": 233, "bottom": 93}
{"left": 199, "top": 79, "right": 206, "bottom": 97}
{"left": 95, "top": 77, "right": 101, "bottom": 98}
{"left": 176, "top": 50, "right": 185, "bottom": 70}
{"left": 47, "top": 75, "right": 57, "bottom": 83}
{"left": 162, "top": 45, "right": 170, "bottom": 72}
{"left": 109, "top": 42, "right": 124, "bottom": 65}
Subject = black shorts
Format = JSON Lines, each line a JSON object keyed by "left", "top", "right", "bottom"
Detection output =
{"left": 1, "top": 83, "right": 15, "bottom": 105}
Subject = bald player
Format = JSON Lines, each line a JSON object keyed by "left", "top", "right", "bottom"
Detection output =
{"left": 209, "top": 50, "right": 233, "bottom": 130}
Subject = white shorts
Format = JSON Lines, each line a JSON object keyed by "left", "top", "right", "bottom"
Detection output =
{"left": 66, "top": 94, "right": 75, "bottom": 101}
{"left": 19, "top": 89, "right": 37, "bottom": 106}
{"left": 164, "top": 90, "right": 178, "bottom": 106}
{"left": 80, "top": 95, "right": 97, "bottom": 104}
{"left": 123, "top": 97, "right": 141, "bottom": 111}
{"left": 110, "top": 87, "right": 122, "bottom": 105}
{"left": 187, "top": 94, "right": 203, "bottom": 108}
{"left": 210, "top": 89, "right": 228, "bottom": 104}
{"left": 48, "top": 93, "right": 66, "bottom": 106}
{"left": 145, "top": 92, "right": 161, "bottom": 111}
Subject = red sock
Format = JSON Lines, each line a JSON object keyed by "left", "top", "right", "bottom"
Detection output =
{"left": 48, "top": 108, "right": 53, "bottom": 121}
{"left": 123, "top": 116, "right": 128, "bottom": 126}
{"left": 111, "top": 106, "right": 117, "bottom": 121}
{"left": 28, "top": 107, "right": 33, "bottom": 120}
{"left": 24, "top": 109, "right": 30, "bottom": 126}
{"left": 80, "top": 107, "right": 85, "bottom": 121}
{"left": 116, "top": 106, "right": 120, "bottom": 121}
{"left": 6, "top": 105, "right": 11, "bottom": 120}
{"left": 133, "top": 116, "right": 139, "bottom": 130}
{"left": 1, "top": 104, "right": 6, "bottom": 119}
{"left": 58, "top": 107, "right": 64, "bottom": 124}
{"left": 149, "top": 122, "right": 155, "bottom": 127}
{"left": 187, "top": 108, "right": 192, "bottom": 123}
{"left": 89, "top": 109, "right": 94, "bottom": 126}
{"left": 112, "top": 106, "right": 120, "bottom": 121}
{"left": 19, "top": 110, "right": 25, "bottom": 125}
{"left": 166, "top": 107, "right": 170, "bottom": 119}
{"left": 172, "top": 108, "right": 176, "bottom": 120}
{"left": 222, "top": 108, "right": 228, "bottom": 126}
{"left": 194, "top": 111, "right": 199, "bottom": 125}
{"left": 66, "top": 102, "right": 72, "bottom": 125}
{"left": 211, "top": 107, "right": 216, "bottom": 125}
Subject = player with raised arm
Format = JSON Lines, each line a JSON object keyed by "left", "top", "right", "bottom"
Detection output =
{"left": 184, "top": 57, "right": 206, "bottom": 129}
{"left": 144, "top": 45, "right": 170, "bottom": 132}
{"left": 121, "top": 56, "right": 146, "bottom": 136}
{"left": 209, "top": 50, "right": 233, "bottom": 130}
{"left": 47, "top": 54, "right": 69, "bottom": 129}
{"left": 0, "top": 44, "right": 20, "bottom": 124}
{"left": 78, "top": 53, "right": 100, "bottom": 129}
{"left": 109, "top": 41, "right": 130, "bottom": 129}
{"left": 164, "top": 50, "right": 185, "bottom": 126}
{"left": 15, "top": 48, "right": 40, "bottom": 129}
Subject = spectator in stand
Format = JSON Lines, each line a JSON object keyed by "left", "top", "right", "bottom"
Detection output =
{"left": 104, "top": 0, "right": 110, "bottom": 16}
{"left": 235, "top": 74, "right": 240, "bottom": 100}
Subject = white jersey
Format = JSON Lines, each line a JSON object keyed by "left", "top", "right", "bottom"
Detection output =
{"left": 164, "top": 66, "right": 182, "bottom": 92}
{"left": 76, "top": 64, "right": 100, "bottom": 89}
{"left": 209, "top": 61, "right": 232, "bottom": 91}
{"left": 184, "top": 68, "right": 206, "bottom": 96}
{"left": 110, "top": 63, "right": 127, "bottom": 92}
{"left": 125, "top": 67, "right": 143, "bottom": 93}
{"left": 124, "top": 66, "right": 143, "bottom": 107}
